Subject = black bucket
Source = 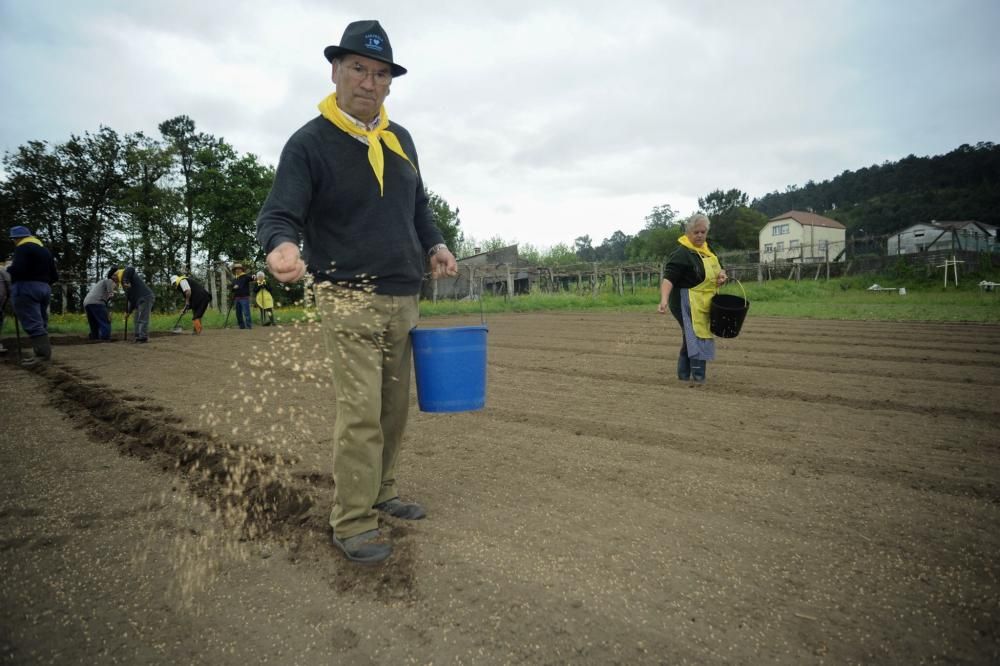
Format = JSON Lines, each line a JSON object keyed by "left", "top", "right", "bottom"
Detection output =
{"left": 710, "top": 280, "right": 750, "bottom": 338}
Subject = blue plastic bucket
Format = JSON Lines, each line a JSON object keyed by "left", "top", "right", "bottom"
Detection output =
{"left": 410, "top": 325, "right": 488, "bottom": 413}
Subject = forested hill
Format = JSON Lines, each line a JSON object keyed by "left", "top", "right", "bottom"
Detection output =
{"left": 751, "top": 142, "right": 1000, "bottom": 236}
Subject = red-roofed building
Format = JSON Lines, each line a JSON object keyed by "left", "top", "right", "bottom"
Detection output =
{"left": 759, "top": 210, "right": 847, "bottom": 263}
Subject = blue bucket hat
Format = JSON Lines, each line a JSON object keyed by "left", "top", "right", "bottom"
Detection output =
{"left": 9, "top": 226, "right": 31, "bottom": 239}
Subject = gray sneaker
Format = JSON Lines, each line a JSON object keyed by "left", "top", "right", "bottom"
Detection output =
{"left": 331, "top": 529, "right": 392, "bottom": 564}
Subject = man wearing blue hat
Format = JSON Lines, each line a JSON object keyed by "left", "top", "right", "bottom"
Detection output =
{"left": 257, "top": 19, "right": 458, "bottom": 564}
{"left": 6, "top": 226, "right": 59, "bottom": 365}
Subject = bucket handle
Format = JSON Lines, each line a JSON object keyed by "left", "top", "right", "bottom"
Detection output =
{"left": 716, "top": 277, "right": 747, "bottom": 302}
{"left": 428, "top": 265, "right": 486, "bottom": 325}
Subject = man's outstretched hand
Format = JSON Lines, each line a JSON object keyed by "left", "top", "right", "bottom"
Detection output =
{"left": 266, "top": 242, "right": 307, "bottom": 283}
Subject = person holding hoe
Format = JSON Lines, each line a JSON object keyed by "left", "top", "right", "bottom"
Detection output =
{"left": 657, "top": 213, "right": 728, "bottom": 383}
{"left": 7, "top": 226, "right": 59, "bottom": 365}
{"left": 230, "top": 262, "right": 253, "bottom": 330}
{"left": 171, "top": 273, "right": 212, "bottom": 334}
{"left": 108, "top": 265, "right": 155, "bottom": 343}
{"left": 83, "top": 272, "right": 117, "bottom": 341}
{"left": 256, "top": 19, "right": 457, "bottom": 564}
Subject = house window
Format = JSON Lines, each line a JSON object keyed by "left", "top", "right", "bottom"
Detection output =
{"left": 817, "top": 240, "right": 828, "bottom": 252}
{"left": 764, "top": 243, "right": 773, "bottom": 253}
{"left": 914, "top": 231, "right": 925, "bottom": 238}
{"left": 772, "top": 223, "right": 790, "bottom": 236}
{"left": 776, "top": 241, "right": 784, "bottom": 252}
{"left": 789, "top": 240, "right": 800, "bottom": 249}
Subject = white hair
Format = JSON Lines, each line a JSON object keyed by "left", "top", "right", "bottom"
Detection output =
{"left": 684, "top": 213, "right": 711, "bottom": 232}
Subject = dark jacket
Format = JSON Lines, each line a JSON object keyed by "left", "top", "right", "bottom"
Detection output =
{"left": 8, "top": 239, "right": 59, "bottom": 284}
{"left": 664, "top": 246, "right": 724, "bottom": 319}
{"left": 255, "top": 116, "right": 444, "bottom": 296}
{"left": 122, "top": 266, "right": 154, "bottom": 311}
{"left": 177, "top": 276, "right": 211, "bottom": 306}
{"left": 231, "top": 273, "right": 252, "bottom": 298}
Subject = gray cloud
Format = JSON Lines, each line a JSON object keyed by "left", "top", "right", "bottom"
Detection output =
{"left": 2, "top": 0, "right": 998, "bottom": 247}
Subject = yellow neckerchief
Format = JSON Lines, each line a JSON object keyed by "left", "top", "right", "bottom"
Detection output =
{"left": 15, "top": 236, "right": 43, "bottom": 247}
{"left": 114, "top": 269, "right": 124, "bottom": 285}
{"left": 317, "top": 92, "right": 416, "bottom": 196}
{"left": 174, "top": 275, "right": 188, "bottom": 289}
{"left": 678, "top": 234, "right": 716, "bottom": 259}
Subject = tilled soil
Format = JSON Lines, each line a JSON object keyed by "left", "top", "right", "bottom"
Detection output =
{"left": 1, "top": 312, "right": 998, "bottom": 664}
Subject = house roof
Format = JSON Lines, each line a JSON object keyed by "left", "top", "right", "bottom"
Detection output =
{"left": 929, "top": 220, "right": 995, "bottom": 231}
{"left": 457, "top": 244, "right": 519, "bottom": 262}
{"left": 770, "top": 210, "right": 846, "bottom": 230}
{"left": 890, "top": 220, "right": 996, "bottom": 236}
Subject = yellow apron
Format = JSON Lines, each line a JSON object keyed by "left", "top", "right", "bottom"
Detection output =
{"left": 255, "top": 288, "right": 274, "bottom": 310}
{"left": 688, "top": 255, "right": 722, "bottom": 338}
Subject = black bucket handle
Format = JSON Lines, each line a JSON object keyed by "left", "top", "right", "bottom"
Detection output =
{"left": 716, "top": 277, "right": 748, "bottom": 302}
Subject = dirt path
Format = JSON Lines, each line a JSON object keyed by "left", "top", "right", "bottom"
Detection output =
{"left": 2, "top": 313, "right": 998, "bottom": 664}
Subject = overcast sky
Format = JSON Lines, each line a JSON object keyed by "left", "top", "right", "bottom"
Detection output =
{"left": 2, "top": 0, "right": 999, "bottom": 249}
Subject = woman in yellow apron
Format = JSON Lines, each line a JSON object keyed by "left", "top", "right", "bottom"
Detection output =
{"left": 657, "top": 213, "right": 728, "bottom": 383}
{"left": 254, "top": 272, "right": 276, "bottom": 326}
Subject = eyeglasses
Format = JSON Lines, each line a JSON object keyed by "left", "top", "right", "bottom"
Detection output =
{"left": 343, "top": 62, "right": 392, "bottom": 86}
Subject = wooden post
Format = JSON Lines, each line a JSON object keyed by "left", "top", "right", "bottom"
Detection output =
{"left": 218, "top": 264, "right": 229, "bottom": 314}
{"left": 506, "top": 265, "right": 513, "bottom": 296}
{"left": 432, "top": 276, "right": 438, "bottom": 303}
{"left": 469, "top": 266, "right": 476, "bottom": 299}
{"left": 209, "top": 267, "right": 219, "bottom": 312}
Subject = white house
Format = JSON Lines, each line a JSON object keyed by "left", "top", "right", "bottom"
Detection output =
{"left": 759, "top": 210, "right": 847, "bottom": 263}
{"left": 887, "top": 220, "right": 997, "bottom": 254}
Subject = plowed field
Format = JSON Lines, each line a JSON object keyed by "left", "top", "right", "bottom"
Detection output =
{"left": 2, "top": 312, "right": 998, "bottom": 664}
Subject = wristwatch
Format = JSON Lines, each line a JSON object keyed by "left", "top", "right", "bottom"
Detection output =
{"left": 427, "top": 243, "right": 448, "bottom": 257}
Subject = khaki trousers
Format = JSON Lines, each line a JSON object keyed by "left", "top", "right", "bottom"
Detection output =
{"left": 317, "top": 284, "right": 419, "bottom": 539}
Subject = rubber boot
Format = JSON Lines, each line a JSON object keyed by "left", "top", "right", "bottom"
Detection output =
{"left": 677, "top": 352, "right": 691, "bottom": 380}
{"left": 22, "top": 334, "right": 51, "bottom": 366}
{"left": 691, "top": 359, "right": 706, "bottom": 383}
{"left": 193, "top": 318, "right": 203, "bottom": 335}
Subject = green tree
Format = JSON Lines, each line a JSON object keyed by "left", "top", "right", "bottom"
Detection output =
{"left": 0, "top": 140, "right": 73, "bottom": 272}
{"left": 595, "top": 230, "right": 631, "bottom": 262}
{"left": 518, "top": 242, "right": 542, "bottom": 264}
{"left": 540, "top": 242, "right": 578, "bottom": 265}
{"left": 62, "top": 127, "right": 127, "bottom": 285}
{"left": 574, "top": 235, "right": 596, "bottom": 262}
{"left": 644, "top": 203, "right": 678, "bottom": 229}
{"left": 627, "top": 226, "right": 683, "bottom": 261}
{"left": 197, "top": 146, "right": 274, "bottom": 270}
{"left": 698, "top": 188, "right": 749, "bottom": 218}
{"left": 426, "top": 190, "right": 462, "bottom": 250}
{"left": 482, "top": 235, "right": 509, "bottom": 252}
{"left": 159, "top": 115, "right": 213, "bottom": 272}
{"left": 116, "top": 131, "right": 183, "bottom": 282}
